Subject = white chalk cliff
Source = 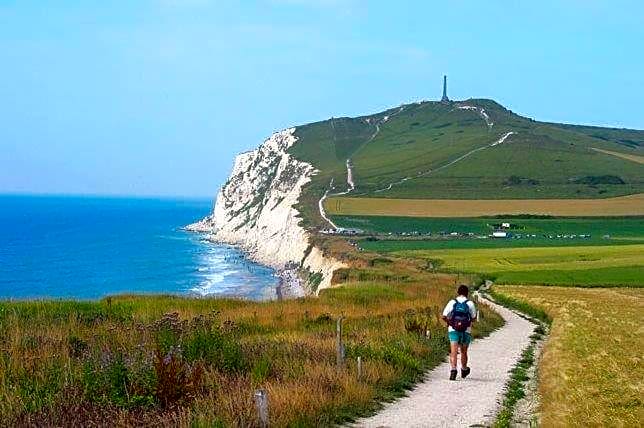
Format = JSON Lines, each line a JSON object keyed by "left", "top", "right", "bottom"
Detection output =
{"left": 187, "top": 128, "right": 346, "bottom": 295}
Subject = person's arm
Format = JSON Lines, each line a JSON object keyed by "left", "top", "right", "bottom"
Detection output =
{"left": 441, "top": 300, "right": 453, "bottom": 324}
{"left": 469, "top": 301, "right": 478, "bottom": 322}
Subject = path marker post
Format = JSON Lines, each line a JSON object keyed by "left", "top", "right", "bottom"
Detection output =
{"left": 336, "top": 316, "right": 345, "bottom": 368}
{"left": 254, "top": 389, "right": 269, "bottom": 428}
{"left": 357, "top": 356, "right": 362, "bottom": 380}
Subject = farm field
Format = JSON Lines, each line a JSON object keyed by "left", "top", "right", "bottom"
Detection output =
{"left": 333, "top": 215, "right": 644, "bottom": 252}
{"left": 394, "top": 245, "right": 644, "bottom": 287}
{"left": 325, "top": 193, "right": 644, "bottom": 217}
{"left": 494, "top": 286, "right": 643, "bottom": 426}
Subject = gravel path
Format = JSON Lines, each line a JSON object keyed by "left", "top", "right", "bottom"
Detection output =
{"left": 352, "top": 296, "right": 535, "bottom": 428}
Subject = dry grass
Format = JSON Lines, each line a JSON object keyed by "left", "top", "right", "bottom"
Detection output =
{"left": 495, "top": 286, "right": 644, "bottom": 427}
{"left": 0, "top": 262, "right": 503, "bottom": 427}
{"left": 325, "top": 194, "right": 644, "bottom": 217}
{"left": 592, "top": 147, "right": 644, "bottom": 164}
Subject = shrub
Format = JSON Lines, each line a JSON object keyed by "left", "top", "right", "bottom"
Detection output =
{"left": 154, "top": 348, "right": 203, "bottom": 408}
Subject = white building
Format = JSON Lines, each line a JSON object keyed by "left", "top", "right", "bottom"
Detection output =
{"left": 492, "top": 231, "right": 508, "bottom": 238}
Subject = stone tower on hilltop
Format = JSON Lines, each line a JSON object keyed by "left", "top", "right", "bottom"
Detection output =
{"left": 441, "top": 75, "right": 449, "bottom": 103}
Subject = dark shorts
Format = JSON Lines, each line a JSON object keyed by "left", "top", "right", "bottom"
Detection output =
{"left": 448, "top": 331, "right": 472, "bottom": 345}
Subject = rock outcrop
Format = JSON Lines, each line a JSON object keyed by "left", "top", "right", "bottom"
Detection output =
{"left": 187, "top": 128, "right": 346, "bottom": 295}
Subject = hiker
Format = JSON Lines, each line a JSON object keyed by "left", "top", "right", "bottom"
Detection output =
{"left": 442, "top": 284, "right": 477, "bottom": 380}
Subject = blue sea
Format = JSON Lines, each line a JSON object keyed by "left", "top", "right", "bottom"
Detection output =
{"left": 0, "top": 195, "right": 278, "bottom": 300}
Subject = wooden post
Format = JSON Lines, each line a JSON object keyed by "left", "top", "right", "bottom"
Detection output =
{"left": 357, "top": 356, "right": 362, "bottom": 380}
{"left": 254, "top": 389, "right": 269, "bottom": 428}
{"left": 336, "top": 317, "right": 345, "bottom": 368}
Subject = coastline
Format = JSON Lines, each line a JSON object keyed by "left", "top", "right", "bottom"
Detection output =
{"left": 184, "top": 128, "right": 346, "bottom": 299}
{"left": 185, "top": 220, "right": 307, "bottom": 299}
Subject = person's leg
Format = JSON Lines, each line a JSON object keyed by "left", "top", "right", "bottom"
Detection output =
{"left": 460, "top": 344, "right": 468, "bottom": 368}
{"left": 448, "top": 331, "right": 459, "bottom": 380}
{"left": 460, "top": 332, "right": 472, "bottom": 378}
{"left": 450, "top": 342, "right": 459, "bottom": 369}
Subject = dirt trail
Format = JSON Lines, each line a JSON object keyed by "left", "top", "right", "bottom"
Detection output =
{"left": 372, "top": 131, "right": 515, "bottom": 194}
{"left": 352, "top": 295, "right": 535, "bottom": 428}
{"left": 318, "top": 107, "right": 406, "bottom": 228}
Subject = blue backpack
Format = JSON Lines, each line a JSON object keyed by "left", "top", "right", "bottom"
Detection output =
{"left": 449, "top": 299, "right": 472, "bottom": 332}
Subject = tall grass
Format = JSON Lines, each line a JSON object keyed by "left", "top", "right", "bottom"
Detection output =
{"left": 0, "top": 267, "right": 503, "bottom": 426}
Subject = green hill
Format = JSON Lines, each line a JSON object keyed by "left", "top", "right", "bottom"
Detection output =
{"left": 288, "top": 99, "right": 644, "bottom": 225}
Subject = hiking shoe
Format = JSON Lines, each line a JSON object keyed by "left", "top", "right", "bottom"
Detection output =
{"left": 461, "top": 367, "right": 471, "bottom": 378}
{"left": 449, "top": 369, "right": 457, "bottom": 381}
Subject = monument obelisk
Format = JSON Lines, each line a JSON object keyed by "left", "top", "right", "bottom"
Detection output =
{"left": 441, "top": 75, "right": 449, "bottom": 103}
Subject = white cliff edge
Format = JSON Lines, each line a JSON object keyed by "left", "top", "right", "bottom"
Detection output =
{"left": 186, "top": 128, "right": 346, "bottom": 297}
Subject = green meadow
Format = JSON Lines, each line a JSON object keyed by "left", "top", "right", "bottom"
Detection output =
{"left": 395, "top": 244, "right": 644, "bottom": 287}
{"left": 332, "top": 215, "right": 644, "bottom": 252}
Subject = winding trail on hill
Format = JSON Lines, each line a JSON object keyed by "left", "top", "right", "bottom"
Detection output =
{"left": 372, "top": 131, "right": 516, "bottom": 194}
{"left": 318, "top": 106, "right": 407, "bottom": 229}
{"left": 352, "top": 294, "right": 535, "bottom": 428}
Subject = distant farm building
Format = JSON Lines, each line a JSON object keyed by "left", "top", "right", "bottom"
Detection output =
{"left": 492, "top": 231, "right": 508, "bottom": 238}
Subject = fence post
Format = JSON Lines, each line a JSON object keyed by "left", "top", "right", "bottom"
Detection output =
{"left": 357, "top": 356, "right": 362, "bottom": 380}
{"left": 254, "top": 389, "right": 269, "bottom": 428}
{"left": 336, "top": 316, "right": 345, "bottom": 368}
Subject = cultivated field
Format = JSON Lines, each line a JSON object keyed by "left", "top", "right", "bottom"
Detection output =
{"left": 325, "top": 194, "right": 644, "bottom": 217}
{"left": 0, "top": 267, "right": 502, "bottom": 426}
{"left": 494, "top": 286, "right": 643, "bottom": 427}
{"left": 394, "top": 244, "right": 644, "bottom": 287}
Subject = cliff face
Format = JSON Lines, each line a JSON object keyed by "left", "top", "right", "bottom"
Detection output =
{"left": 188, "top": 128, "right": 345, "bottom": 295}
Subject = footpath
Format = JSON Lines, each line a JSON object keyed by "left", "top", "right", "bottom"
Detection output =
{"left": 352, "top": 295, "right": 535, "bottom": 428}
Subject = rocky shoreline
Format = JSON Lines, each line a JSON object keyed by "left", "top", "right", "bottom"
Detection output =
{"left": 185, "top": 221, "right": 307, "bottom": 299}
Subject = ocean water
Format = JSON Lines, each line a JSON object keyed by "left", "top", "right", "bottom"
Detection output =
{"left": 0, "top": 195, "right": 278, "bottom": 300}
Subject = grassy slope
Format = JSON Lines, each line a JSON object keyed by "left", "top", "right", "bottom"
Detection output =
{"left": 289, "top": 98, "right": 643, "bottom": 211}
{"left": 354, "top": 99, "right": 644, "bottom": 199}
{"left": 494, "top": 286, "right": 643, "bottom": 426}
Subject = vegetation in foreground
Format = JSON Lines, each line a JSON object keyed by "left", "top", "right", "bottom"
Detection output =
{"left": 0, "top": 265, "right": 502, "bottom": 426}
{"left": 494, "top": 286, "right": 643, "bottom": 427}
{"left": 394, "top": 244, "right": 644, "bottom": 287}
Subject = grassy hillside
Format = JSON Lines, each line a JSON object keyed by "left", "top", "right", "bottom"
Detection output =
{"left": 288, "top": 99, "right": 643, "bottom": 227}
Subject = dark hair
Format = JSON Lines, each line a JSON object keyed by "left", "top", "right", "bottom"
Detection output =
{"left": 457, "top": 285, "right": 469, "bottom": 296}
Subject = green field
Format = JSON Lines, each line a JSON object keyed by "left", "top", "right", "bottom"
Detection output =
{"left": 394, "top": 244, "right": 644, "bottom": 287}
{"left": 332, "top": 215, "right": 644, "bottom": 251}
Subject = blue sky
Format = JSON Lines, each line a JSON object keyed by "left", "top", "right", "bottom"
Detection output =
{"left": 2, "top": 0, "right": 643, "bottom": 198}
